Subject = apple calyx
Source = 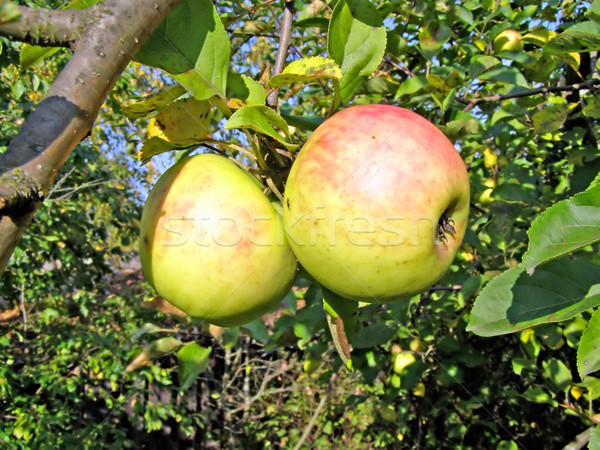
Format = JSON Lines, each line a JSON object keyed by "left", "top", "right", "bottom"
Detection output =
{"left": 437, "top": 212, "right": 457, "bottom": 244}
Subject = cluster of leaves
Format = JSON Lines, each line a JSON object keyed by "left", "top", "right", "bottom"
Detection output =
{"left": 2, "top": 0, "right": 600, "bottom": 447}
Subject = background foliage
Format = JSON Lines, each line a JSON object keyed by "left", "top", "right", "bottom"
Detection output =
{"left": 1, "top": 0, "right": 599, "bottom": 448}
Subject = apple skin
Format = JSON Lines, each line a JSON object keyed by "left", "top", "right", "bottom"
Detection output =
{"left": 283, "top": 105, "right": 469, "bottom": 302}
{"left": 139, "top": 154, "right": 297, "bottom": 327}
{"left": 493, "top": 29, "right": 524, "bottom": 53}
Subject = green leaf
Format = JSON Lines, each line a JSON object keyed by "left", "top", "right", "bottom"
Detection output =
{"left": 542, "top": 358, "right": 572, "bottom": 392}
{"left": 419, "top": 22, "right": 452, "bottom": 58}
{"left": 544, "top": 24, "right": 600, "bottom": 54}
{"left": 583, "top": 96, "right": 600, "bottom": 119}
{"left": 280, "top": 113, "right": 325, "bottom": 131}
{"left": 240, "top": 318, "right": 270, "bottom": 344}
{"left": 577, "top": 308, "right": 600, "bottom": 379}
{"left": 268, "top": 56, "right": 342, "bottom": 88}
{"left": 467, "top": 257, "right": 600, "bottom": 336}
{"left": 20, "top": 47, "right": 60, "bottom": 72}
{"left": 492, "top": 182, "right": 539, "bottom": 204}
{"left": 132, "top": 322, "right": 162, "bottom": 342}
{"left": 532, "top": 103, "right": 574, "bottom": 134}
{"left": 126, "top": 337, "right": 183, "bottom": 372}
{"left": 523, "top": 184, "right": 600, "bottom": 274}
{"left": 0, "top": 0, "right": 21, "bottom": 22}
{"left": 138, "top": 137, "right": 221, "bottom": 163}
{"left": 468, "top": 55, "right": 501, "bottom": 78}
{"left": 224, "top": 106, "right": 299, "bottom": 151}
{"left": 589, "top": 0, "right": 600, "bottom": 23}
{"left": 135, "top": 0, "right": 230, "bottom": 100}
{"left": 328, "top": 0, "right": 387, "bottom": 103}
{"left": 396, "top": 75, "right": 429, "bottom": 98}
{"left": 521, "top": 386, "right": 558, "bottom": 406}
{"left": 438, "top": 116, "right": 483, "bottom": 141}
{"left": 590, "top": 425, "right": 600, "bottom": 450}
{"left": 177, "top": 343, "right": 211, "bottom": 391}
{"left": 351, "top": 321, "right": 396, "bottom": 349}
{"left": 18, "top": 0, "right": 102, "bottom": 71}
{"left": 478, "top": 65, "right": 528, "bottom": 87}
{"left": 226, "top": 73, "right": 266, "bottom": 108}
{"left": 122, "top": 84, "right": 187, "bottom": 121}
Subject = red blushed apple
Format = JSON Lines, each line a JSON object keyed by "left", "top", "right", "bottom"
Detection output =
{"left": 139, "top": 154, "right": 297, "bottom": 327}
{"left": 283, "top": 104, "right": 470, "bottom": 302}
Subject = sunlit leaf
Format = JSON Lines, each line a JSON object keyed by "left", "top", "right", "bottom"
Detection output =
{"left": 126, "top": 337, "right": 182, "bottom": 372}
{"left": 226, "top": 73, "right": 266, "bottom": 108}
{"left": 577, "top": 308, "right": 600, "bottom": 379}
{"left": 20, "top": 47, "right": 60, "bottom": 72}
{"left": 0, "top": 0, "right": 21, "bottom": 22}
{"left": 328, "top": 0, "right": 387, "bottom": 103}
{"left": 122, "top": 84, "right": 187, "bottom": 120}
{"left": 467, "top": 257, "right": 600, "bottom": 336}
{"left": 523, "top": 27, "right": 557, "bottom": 47}
{"left": 542, "top": 358, "right": 572, "bottom": 392}
{"left": 177, "top": 343, "right": 211, "bottom": 391}
{"left": 138, "top": 136, "right": 221, "bottom": 163}
{"left": 135, "top": 0, "right": 230, "bottom": 100}
{"left": 590, "top": 425, "right": 600, "bottom": 449}
{"left": 544, "top": 22, "right": 600, "bottom": 54}
{"left": 224, "top": 106, "right": 299, "bottom": 150}
{"left": 268, "top": 56, "right": 342, "bottom": 88}
{"left": 523, "top": 184, "right": 600, "bottom": 273}
{"left": 468, "top": 55, "right": 501, "bottom": 78}
{"left": 395, "top": 76, "right": 428, "bottom": 98}
{"left": 147, "top": 97, "right": 212, "bottom": 144}
{"left": 478, "top": 65, "right": 528, "bottom": 87}
{"left": 532, "top": 103, "right": 575, "bottom": 134}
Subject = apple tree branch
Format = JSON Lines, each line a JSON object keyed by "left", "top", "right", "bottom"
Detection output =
{"left": 0, "top": 4, "right": 88, "bottom": 47}
{"left": 0, "top": 0, "right": 184, "bottom": 272}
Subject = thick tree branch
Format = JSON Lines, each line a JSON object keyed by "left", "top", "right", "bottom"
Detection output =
{"left": 0, "top": 0, "right": 183, "bottom": 272}
{"left": 458, "top": 79, "right": 600, "bottom": 111}
{"left": 0, "top": 4, "right": 88, "bottom": 47}
{"left": 266, "top": 1, "right": 294, "bottom": 108}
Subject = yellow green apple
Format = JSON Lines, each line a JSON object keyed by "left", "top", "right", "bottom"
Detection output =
{"left": 139, "top": 154, "right": 297, "bottom": 327}
{"left": 493, "top": 29, "right": 524, "bottom": 53}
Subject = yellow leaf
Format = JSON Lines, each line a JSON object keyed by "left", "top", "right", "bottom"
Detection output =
{"left": 413, "top": 382, "right": 426, "bottom": 397}
{"left": 523, "top": 27, "right": 557, "bottom": 46}
{"left": 148, "top": 97, "right": 212, "bottom": 144}
{"left": 483, "top": 148, "right": 498, "bottom": 168}
{"left": 570, "top": 385, "right": 583, "bottom": 400}
{"left": 560, "top": 52, "right": 581, "bottom": 72}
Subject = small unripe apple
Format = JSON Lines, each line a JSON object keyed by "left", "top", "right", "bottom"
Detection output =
{"left": 380, "top": 405, "right": 398, "bottom": 421}
{"left": 493, "top": 29, "right": 524, "bottom": 53}
{"left": 139, "top": 154, "right": 297, "bottom": 327}
{"left": 393, "top": 352, "right": 416, "bottom": 374}
{"left": 283, "top": 105, "right": 470, "bottom": 302}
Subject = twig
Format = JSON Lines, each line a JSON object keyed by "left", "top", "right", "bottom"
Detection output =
{"left": 266, "top": 1, "right": 295, "bottom": 108}
{"left": 384, "top": 55, "right": 415, "bottom": 78}
{"left": 458, "top": 79, "right": 600, "bottom": 111}
{"left": 293, "top": 372, "right": 338, "bottom": 450}
{"left": 563, "top": 426, "right": 595, "bottom": 450}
